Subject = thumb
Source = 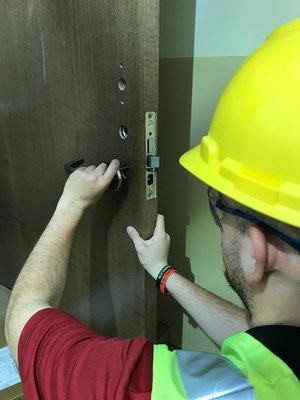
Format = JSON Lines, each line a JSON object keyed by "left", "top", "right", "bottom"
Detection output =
{"left": 127, "top": 226, "right": 143, "bottom": 246}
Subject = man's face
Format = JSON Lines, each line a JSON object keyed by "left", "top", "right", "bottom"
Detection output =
{"left": 219, "top": 194, "right": 253, "bottom": 311}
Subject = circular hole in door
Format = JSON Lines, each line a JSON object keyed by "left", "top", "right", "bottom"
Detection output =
{"left": 117, "top": 78, "right": 126, "bottom": 91}
{"left": 119, "top": 125, "right": 129, "bottom": 140}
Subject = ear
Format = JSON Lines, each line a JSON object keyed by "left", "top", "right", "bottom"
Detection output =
{"left": 247, "top": 226, "right": 268, "bottom": 284}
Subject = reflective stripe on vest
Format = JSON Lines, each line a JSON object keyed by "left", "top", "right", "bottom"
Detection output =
{"left": 177, "top": 350, "right": 254, "bottom": 399}
{"left": 152, "top": 345, "right": 254, "bottom": 399}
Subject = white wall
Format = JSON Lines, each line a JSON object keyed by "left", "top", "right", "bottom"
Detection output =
{"left": 194, "top": 0, "right": 300, "bottom": 57}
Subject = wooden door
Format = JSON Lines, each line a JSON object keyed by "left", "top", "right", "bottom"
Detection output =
{"left": 0, "top": 0, "right": 159, "bottom": 340}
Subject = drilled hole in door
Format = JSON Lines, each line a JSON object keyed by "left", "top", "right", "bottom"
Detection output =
{"left": 119, "top": 125, "right": 129, "bottom": 140}
{"left": 118, "top": 78, "right": 126, "bottom": 91}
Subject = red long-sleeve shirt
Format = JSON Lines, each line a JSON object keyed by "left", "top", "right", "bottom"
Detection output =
{"left": 18, "top": 308, "right": 153, "bottom": 399}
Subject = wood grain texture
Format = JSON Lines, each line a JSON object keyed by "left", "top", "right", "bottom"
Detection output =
{"left": 0, "top": 0, "right": 159, "bottom": 340}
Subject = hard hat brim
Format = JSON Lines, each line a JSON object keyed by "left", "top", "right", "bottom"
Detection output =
{"left": 179, "top": 144, "right": 300, "bottom": 229}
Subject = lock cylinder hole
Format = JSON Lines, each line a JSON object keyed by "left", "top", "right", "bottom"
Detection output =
{"left": 117, "top": 78, "right": 126, "bottom": 91}
{"left": 119, "top": 125, "right": 129, "bottom": 140}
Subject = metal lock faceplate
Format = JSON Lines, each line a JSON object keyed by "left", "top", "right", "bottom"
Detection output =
{"left": 145, "top": 111, "right": 159, "bottom": 200}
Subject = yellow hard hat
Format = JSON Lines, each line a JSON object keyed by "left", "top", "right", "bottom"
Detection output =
{"left": 179, "top": 19, "right": 300, "bottom": 228}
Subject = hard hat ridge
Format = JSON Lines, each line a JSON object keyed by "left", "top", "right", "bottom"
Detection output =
{"left": 179, "top": 18, "right": 300, "bottom": 228}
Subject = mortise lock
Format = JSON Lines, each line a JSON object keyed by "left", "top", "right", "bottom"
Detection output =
{"left": 145, "top": 111, "right": 159, "bottom": 200}
{"left": 64, "top": 159, "right": 131, "bottom": 192}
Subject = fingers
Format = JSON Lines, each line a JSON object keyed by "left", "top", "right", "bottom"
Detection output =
{"left": 95, "top": 163, "right": 108, "bottom": 174}
{"left": 101, "top": 159, "right": 120, "bottom": 186}
{"left": 85, "top": 165, "right": 97, "bottom": 172}
{"left": 104, "top": 159, "right": 120, "bottom": 177}
{"left": 154, "top": 214, "right": 165, "bottom": 237}
{"left": 126, "top": 226, "right": 143, "bottom": 247}
{"left": 83, "top": 160, "right": 120, "bottom": 187}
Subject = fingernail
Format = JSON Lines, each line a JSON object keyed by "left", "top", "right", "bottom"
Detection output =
{"left": 126, "top": 226, "right": 132, "bottom": 232}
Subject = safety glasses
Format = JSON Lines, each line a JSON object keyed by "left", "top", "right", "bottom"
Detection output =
{"left": 207, "top": 186, "right": 300, "bottom": 252}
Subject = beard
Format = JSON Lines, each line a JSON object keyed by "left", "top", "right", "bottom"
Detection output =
{"left": 222, "top": 226, "right": 253, "bottom": 312}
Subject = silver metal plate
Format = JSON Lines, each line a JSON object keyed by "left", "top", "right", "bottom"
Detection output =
{"left": 145, "top": 111, "right": 158, "bottom": 200}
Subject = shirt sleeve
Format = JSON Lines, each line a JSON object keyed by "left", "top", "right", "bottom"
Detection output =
{"left": 18, "top": 308, "right": 152, "bottom": 400}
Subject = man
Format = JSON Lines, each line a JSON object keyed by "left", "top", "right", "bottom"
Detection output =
{"left": 5, "top": 160, "right": 249, "bottom": 400}
{"left": 5, "top": 19, "right": 300, "bottom": 399}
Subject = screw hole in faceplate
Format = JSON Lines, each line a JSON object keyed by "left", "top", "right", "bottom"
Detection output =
{"left": 119, "top": 125, "right": 129, "bottom": 140}
{"left": 121, "top": 99, "right": 125, "bottom": 105}
{"left": 120, "top": 63, "right": 124, "bottom": 69}
{"left": 118, "top": 78, "right": 126, "bottom": 91}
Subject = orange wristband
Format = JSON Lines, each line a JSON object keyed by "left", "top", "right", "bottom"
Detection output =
{"left": 159, "top": 268, "right": 177, "bottom": 295}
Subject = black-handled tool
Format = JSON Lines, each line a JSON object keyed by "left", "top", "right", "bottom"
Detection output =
{"left": 64, "top": 158, "right": 131, "bottom": 191}
{"left": 64, "top": 158, "right": 85, "bottom": 174}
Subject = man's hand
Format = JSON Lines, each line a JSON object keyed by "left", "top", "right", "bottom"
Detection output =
{"left": 59, "top": 160, "right": 120, "bottom": 213}
{"left": 127, "top": 214, "right": 171, "bottom": 279}
{"left": 127, "top": 214, "right": 250, "bottom": 347}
